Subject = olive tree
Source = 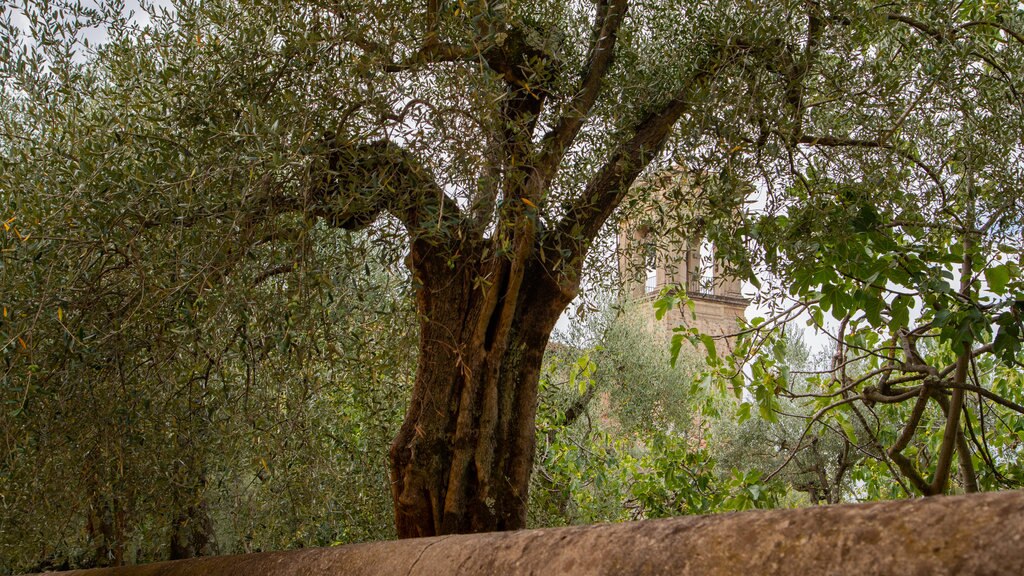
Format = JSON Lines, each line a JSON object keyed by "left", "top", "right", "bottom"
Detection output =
{"left": 5, "top": 0, "right": 1024, "bottom": 541}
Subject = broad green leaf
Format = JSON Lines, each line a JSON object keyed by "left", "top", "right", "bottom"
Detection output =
{"left": 985, "top": 264, "right": 1011, "bottom": 294}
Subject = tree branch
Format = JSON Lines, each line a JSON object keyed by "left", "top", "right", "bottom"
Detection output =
{"left": 885, "top": 13, "right": 951, "bottom": 42}
{"left": 781, "top": 5, "right": 824, "bottom": 141}
{"left": 549, "top": 45, "right": 740, "bottom": 273}
{"left": 882, "top": 385, "right": 935, "bottom": 494}
{"left": 889, "top": 387, "right": 930, "bottom": 456}
{"left": 796, "top": 134, "right": 888, "bottom": 148}
{"left": 381, "top": 42, "right": 479, "bottom": 73}
{"left": 532, "top": 0, "right": 628, "bottom": 191}
{"left": 848, "top": 402, "right": 912, "bottom": 497}
{"left": 960, "top": 20, "right": 1024, "bottom": 46}
{"left": 325, "top": 2, "right": 479, "bottom": 72}
{"left": 935, "top": 380, "right": 1024, "bottom": 415}
{"left": 251, "top": 263, "right": 294, "bottom": 288}
{"left": 863, "top": 385, "right": 923, "bottom": 404}
{"left": 957, "top": 420, "right": 980, "bottom": 493}
{"left": 314, "top": 137, "right": 465, "bottom": 242}
{"left": 929, "top": 393, "right": 980, "bottom": 493}
{"left": 930, "top": 202, "right": 975, "bottom": 495}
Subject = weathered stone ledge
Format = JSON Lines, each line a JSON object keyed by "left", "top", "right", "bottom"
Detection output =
{"left": 34, "top": 490, "right": 1024, "bottom": 575}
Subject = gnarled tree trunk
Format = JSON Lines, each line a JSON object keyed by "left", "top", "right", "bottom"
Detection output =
{"left": 388, "top": 237, "right": 576, "bottom": 537}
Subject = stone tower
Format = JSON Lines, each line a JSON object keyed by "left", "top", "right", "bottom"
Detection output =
{"left": 617, "top": 175, "right": 749, "bottom": 345}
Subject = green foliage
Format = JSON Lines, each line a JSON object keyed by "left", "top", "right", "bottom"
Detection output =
{"left": 0, "top": 220, "right": 415, "bottom": 571}
{"left": 628, "top": 432, "right": 780, "bottom": 517}
{"left": 0, "top": 1, "right": 419, "bottom": 564}
{"left": 4, "top": 0, "right": 1024, "bottom": 565}
{"left": 530, "top": 304, "right": 781, "bottom": 527}
{"left": 713, "top": 175, "right": 1024, "bottom": 495}
{"left": 692, "top": 0, "right": 1024, "bottom": 497}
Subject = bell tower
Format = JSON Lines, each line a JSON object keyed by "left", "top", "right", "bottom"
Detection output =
{"left": 617, "top": 173, "right": 749, "bottom": 346}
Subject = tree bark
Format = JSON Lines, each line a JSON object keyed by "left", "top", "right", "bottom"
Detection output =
{"left": 169, "top": 482, "right": 218, "bottom": 560}
{"left": 388, "top": 237, "right": 576, "bottom": 537}
{"left": 169, "top": 504, "right": 217, "bottom": 560}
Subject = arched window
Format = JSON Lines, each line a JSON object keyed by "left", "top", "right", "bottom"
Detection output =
{"left": 698, "top": 238, "right": 715, "bottom": 294}
{"left": 644, "top": 243, "right": 658, "bottom": 294}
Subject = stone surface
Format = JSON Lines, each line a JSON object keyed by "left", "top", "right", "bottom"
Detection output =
{"left": 32, "top": 490, "right": 1024, "bottom": 576}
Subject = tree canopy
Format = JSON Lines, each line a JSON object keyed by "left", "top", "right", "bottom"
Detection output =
{"left": 3, "top": 0, "right": 1024, "bottom": 568}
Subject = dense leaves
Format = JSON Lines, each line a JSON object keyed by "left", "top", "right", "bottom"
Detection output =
{"left": 530, "top": 307, "right": 782, "bottom": 527}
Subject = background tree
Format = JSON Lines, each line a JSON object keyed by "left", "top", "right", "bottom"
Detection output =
{"left": 707, "top": 328, "right": 867, "bottom": 505}
{"left": 709, "top": 214, "right": 1024, "bottom": 498}
{"left": 531, "top": 304, "right": 781, "bottom": 528}
{"left": 0, "top": 211, "right": 416, "bottom": 571}
{"left": 712, "top": 160, "right": 1024, "bottom": 495}
{"left": 1, "top": 18, "right": 418, "bottom": 563}
{"left": 685, "top": 0, "right": 1024, "bottom": 495}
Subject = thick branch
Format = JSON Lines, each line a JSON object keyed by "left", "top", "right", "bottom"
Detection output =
{"left": 314, "top": 138, "right": 465, "bottom": 242}
{"left": 545, "top": 384, "right": 597, "bottom": 444}
{"left": 251, "top": 263, "right": 294, "bottom": 288}
{"left": 479, "top": 22, "right": 555, "bottom": 231}
{"left": 796, "top": 134, "right": 888, "bottom": 148}
{"left": 326, "top": 2, "right": 478, "bottom": 72}
{"left": 958, "top": 419, "right": 980, "bottom": 493}
{"left": 863, "top": 385, "right": 924, "bottom": 404}
{"left": 885, "top": 13, "right": 951, "bottom": 42}
{"left": 930, "top": 393, "right": 979, "bottom": 494}
{"left": 781, "top": 6, "right": 823, "bottom": 140}
{"left": 886, "top": 387, "right": 933, "bottom": 494}
{"left": 960, "top": 20, "right": 1024, "bottom": 46}
{"left": 889, "top": 451, "right": 932, "bottom": 495}
{"left": 382, "top": 42, "right": 478, "bottom": 73}
{"left": 931, "top": 204, "right": 975, "bottom": 495}
{"left": 549, "top": 46, "right": 739, "bottom": 272}
{"left": 936, "top": 380, "right": 1024, "bottom": 415}
{"left": 533, "top": 0, "right": 628, "bottom": 190}
{"left": 889, "top": 387, "right": 930, "bottom": 456}
{"left": 141, "top": 138, "right": 463, "bottom": 249}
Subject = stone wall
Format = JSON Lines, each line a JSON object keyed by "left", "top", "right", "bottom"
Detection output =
{"left": 32, "top": 490, "right": 1024, "bottom": 576}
